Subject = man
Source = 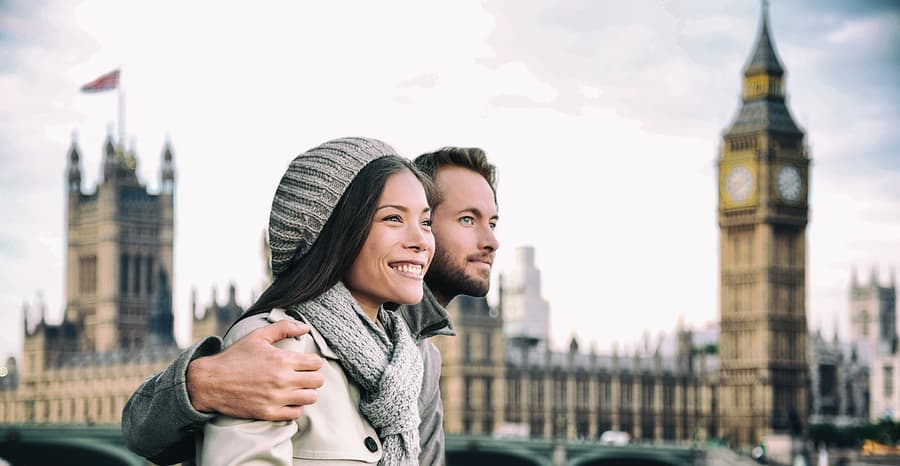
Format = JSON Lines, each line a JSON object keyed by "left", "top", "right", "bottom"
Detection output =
{"left": 122, "top": 147, "right": 500, "bottom": 465}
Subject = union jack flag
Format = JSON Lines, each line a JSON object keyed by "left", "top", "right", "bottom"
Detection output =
{"left": 80, "top": 69, "right": 120, "bottom": 93}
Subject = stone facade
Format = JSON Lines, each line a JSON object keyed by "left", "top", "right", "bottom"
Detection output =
{"left": 436, "top": 295, "right": 723, "bottom": 443}
{"left": 858, "top": 270, "right": 900, "bottom": 421}
{"left": 807, "top": 330, "right": 869, "bottom": 425}
{"left": 0, "top": 134, "right": 179, "bottom": 426}
{"left": 849, "top": 269, "right": 897, "bottom": 364}
{"left": 192, "top": 284, "right": 245, "bottom": 341}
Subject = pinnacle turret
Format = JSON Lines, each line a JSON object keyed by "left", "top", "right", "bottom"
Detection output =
{"left": 744, "top": 1, "right": 784, "bottom": 78}
{"left": 161, "top": 138, "right": 175, "bottom": 194}
{"left": 66, "top": 132, "right": 82, "bottom": 193}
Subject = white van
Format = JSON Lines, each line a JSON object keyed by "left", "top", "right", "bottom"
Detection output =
{"left": 599, "top": 430, "right": 631, "bottom": 446}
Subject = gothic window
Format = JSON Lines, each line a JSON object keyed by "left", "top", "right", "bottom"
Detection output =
{"left": 531, "top": 374, "right": 544, "bottom": 409}
{"left": 483, "top": 332, "right": 492, "bottom": 362}
{"left": 79, "top": 255, "right": 97, "bottom": 294}
{"left": 884, "top": 365, "right": 893, "bottom": 398}
{"left": 506, "top": 375, "right": 521, "bottom": 414}
{"left": 599, "top": 380, "right": 611, "bottom": 410}
{"left": 484, "top": 377, "right": 493, "bottom": 409}
{"left": 133, "top": 256, "right": 142, "bottom": 295}
{"left": 846, "top": 379, "right": 856, "bottom": 413}
{"left": 576, "top": 375, "right": 589, "bottom": 409}
{"left": 620, "top": 419, "right": 633, "bottom": 437}
{"left": 463, "top": 376, "right": 473, "bottom": 410}
{"left": 146, "top": 256, "right": 154, "bottom": 294}
{"left": 732, "top": 236, "right": 741, "bottom": 267}
{"left": 621, "top": 381, "right": 632, "bottom": 409}
{"left": 663, "top": 384, "right": 675, "bottom": 413}
{"left": 530, "top": 417, "right": 544, "bottom": 438}
{"left": 463, "top": 334, "right": 472, "bottom": 363}
{"left": 482, "top": 416, "right": 493, "bottom": 435}
{"left": 861, "top": 311, "right": 870, "bottom": 337}
{"left": 120, "top": 254, "right": 129, "bottom": 294}
{"left": 641, "top": 382, "right": 654, "bottom": 408}
{"left": 577, "top": 420, "right": 589, "bottom": 439}
{"left": 554, "top": 373, "right": 567, "bottom": 408}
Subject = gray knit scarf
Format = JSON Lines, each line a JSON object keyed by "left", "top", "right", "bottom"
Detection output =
{"left": 290, "top": 282, "right": 422, "bottom": 466}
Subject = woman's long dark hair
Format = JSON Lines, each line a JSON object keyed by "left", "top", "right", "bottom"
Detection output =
{"left": 234, "top": 155, "right": 435, "bottom": 326}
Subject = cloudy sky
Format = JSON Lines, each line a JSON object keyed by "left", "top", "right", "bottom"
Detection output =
{"left": 1, "top": 0, "right": 898, "bottom": 360}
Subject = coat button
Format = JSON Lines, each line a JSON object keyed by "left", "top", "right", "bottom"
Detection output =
{"left": 364, "top": 436, "right": 378, "bottom": 452}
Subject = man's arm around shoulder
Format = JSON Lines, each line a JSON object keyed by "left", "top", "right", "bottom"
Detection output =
{"left": 121, "top": 320, "right": 324, "bottom": 465}
{"left": 122, "top": 336, "right": 222, "bottom": 464}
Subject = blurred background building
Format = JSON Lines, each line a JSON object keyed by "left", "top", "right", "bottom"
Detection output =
{"left": 0, "top": 134, "right": 183, "bottom": 424}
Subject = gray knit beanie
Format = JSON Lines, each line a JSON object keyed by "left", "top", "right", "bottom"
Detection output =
{"left": 268, "top": 137, "right": 398, "bottom": 276}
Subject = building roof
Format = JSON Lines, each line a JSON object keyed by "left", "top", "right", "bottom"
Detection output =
{"left": 504, "top": 341, "right": 720, "bottom": 375}
{"left": 725, "top": 98, "right": 802, "bottom": 137}
{"left": 744, "top": 4, "right": 784, "bottom": 77}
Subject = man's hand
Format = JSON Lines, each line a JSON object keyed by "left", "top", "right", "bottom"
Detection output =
{"left": 186, "top": 320, "right": 324, "bottom": 420}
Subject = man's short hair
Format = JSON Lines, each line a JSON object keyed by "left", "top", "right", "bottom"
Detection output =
{"left": 413, "top": 147, "right": 496, "bottom": 204}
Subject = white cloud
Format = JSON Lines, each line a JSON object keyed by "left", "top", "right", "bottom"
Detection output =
{"left": 826, "top": 14, "right": 900, "bottom": 46}
{"left": 1, "top": 0, "right": 898, "bottom": 360}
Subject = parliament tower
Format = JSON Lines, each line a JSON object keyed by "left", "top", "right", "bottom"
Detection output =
{"left": 64, "top": 132, "right": 176, "bottom": 353}
{"left": 717, "top": 3, "right": 810, "bottom": 446}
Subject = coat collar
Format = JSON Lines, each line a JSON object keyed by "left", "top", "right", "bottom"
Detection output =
{"left": 398, "top": 285, "right": 456, "bottom": 342}
{"left": 267, "top": 308, "right": 340, "bottom": 360}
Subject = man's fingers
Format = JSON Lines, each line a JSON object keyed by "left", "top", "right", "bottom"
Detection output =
{"left": 286, "top": 366, "right": 325, "bottom": 389}
{"left": 289, "top": 352, "right": 324, "bottom": 372}
{"left": 287, "top": 388, "right": 319, "bottom": 407}
{"left": 252, "top": 319, "right": 311, "bottom": 344}
{"left": 262, "top": 390, "right": 318, "bottom": 421}
{"left": 269, "top": 406, "right": 306, "bottom": 422}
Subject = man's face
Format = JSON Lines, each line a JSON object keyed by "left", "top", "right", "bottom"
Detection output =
{"left": 426, "top": 165, "right": 499, "bottom": 299}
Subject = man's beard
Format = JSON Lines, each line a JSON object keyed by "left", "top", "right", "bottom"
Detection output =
{"left": 425, "top": 248, "right": 490, "bottom": 299}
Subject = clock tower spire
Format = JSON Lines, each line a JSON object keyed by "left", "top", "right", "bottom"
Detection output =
{"left": 717, "top": 1, "right": 811, "bottom": 448}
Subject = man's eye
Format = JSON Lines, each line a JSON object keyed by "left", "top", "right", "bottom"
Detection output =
{"left": 459, "top": 216, "right": 474, "bottom": 225}
{"left": 489, "top": 222, "right": 497, "bottom": 230}
{"left": 422, "top": 218, "right": 433, "bottom": 228}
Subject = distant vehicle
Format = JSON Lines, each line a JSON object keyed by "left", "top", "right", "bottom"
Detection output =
{"left": 493, "top": 422, "right": 530, "bottom": 439}
{"left": 861, "top": 439, "right": 900, "bottom": 456}
{"left": 599, "top": 430, "right": 631, "bottom": 446}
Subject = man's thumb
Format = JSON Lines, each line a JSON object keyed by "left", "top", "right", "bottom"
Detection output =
{"left": 254, "top": 319, "right": 311, "bottom": 344}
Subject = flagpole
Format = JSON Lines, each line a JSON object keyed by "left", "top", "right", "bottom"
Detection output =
{"left": 118, "top": 67, "right": 125, "bottom": 154}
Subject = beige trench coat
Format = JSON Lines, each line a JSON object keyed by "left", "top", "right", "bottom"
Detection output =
{"left": 197, "top": 309, "right": 384, "bottom": 466}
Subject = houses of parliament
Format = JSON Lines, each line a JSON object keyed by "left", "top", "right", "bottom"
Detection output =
{"left": 1, "top": 5, "right": 894, "bottom": 451}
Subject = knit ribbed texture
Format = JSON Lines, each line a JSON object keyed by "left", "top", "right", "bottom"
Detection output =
{"left": 290, "top": 282, "right": 423, "bottom": 466}
{"left": 269, "top": 137, "right": 398, "bottom": 276}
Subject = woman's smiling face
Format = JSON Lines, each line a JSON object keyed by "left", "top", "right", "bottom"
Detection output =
{"left": 344, "top": 169, "right": 434, "bottom": 319}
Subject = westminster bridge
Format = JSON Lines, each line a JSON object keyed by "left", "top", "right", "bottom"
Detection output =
{"left": 0, "top": 424, "right": 765, "bottom": 466}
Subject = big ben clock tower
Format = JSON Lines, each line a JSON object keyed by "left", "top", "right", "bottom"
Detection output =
{"left": 718, "top": 2, "right": 810, "bottom": 447}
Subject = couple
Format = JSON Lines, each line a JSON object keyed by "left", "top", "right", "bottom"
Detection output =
{"left": 122, "top": 137, "right": 500, "bottom": 466}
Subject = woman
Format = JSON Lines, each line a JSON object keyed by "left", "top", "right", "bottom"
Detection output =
{"left": 199, "top": 137, "right": 435, "bottom": 466}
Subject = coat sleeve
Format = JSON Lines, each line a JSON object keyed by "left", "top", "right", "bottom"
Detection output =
{"left": 198, "top": 314, "right": 303, "bottom": 466}
{"left": 199, "top": 417, "right": 298, "bottom": 466}
{"left": 121, "top": 336, "right": 223, "bottom": 464}
{"left": 417, "top": 338, "right": 446, "bottom": 466}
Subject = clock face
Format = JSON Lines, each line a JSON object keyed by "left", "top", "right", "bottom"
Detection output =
{"left": 776, "top": 165, "right": 803, "bottom": 203}
{"left": 725, "top": 165, "right": 754, "bottom": 203}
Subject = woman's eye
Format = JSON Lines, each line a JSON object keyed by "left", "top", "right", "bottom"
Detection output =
{"left": 384, "top": 214, "right": 402, "bottom": 222}
{"left": 422, "top": 219, "right": 433, "bottom": 228}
